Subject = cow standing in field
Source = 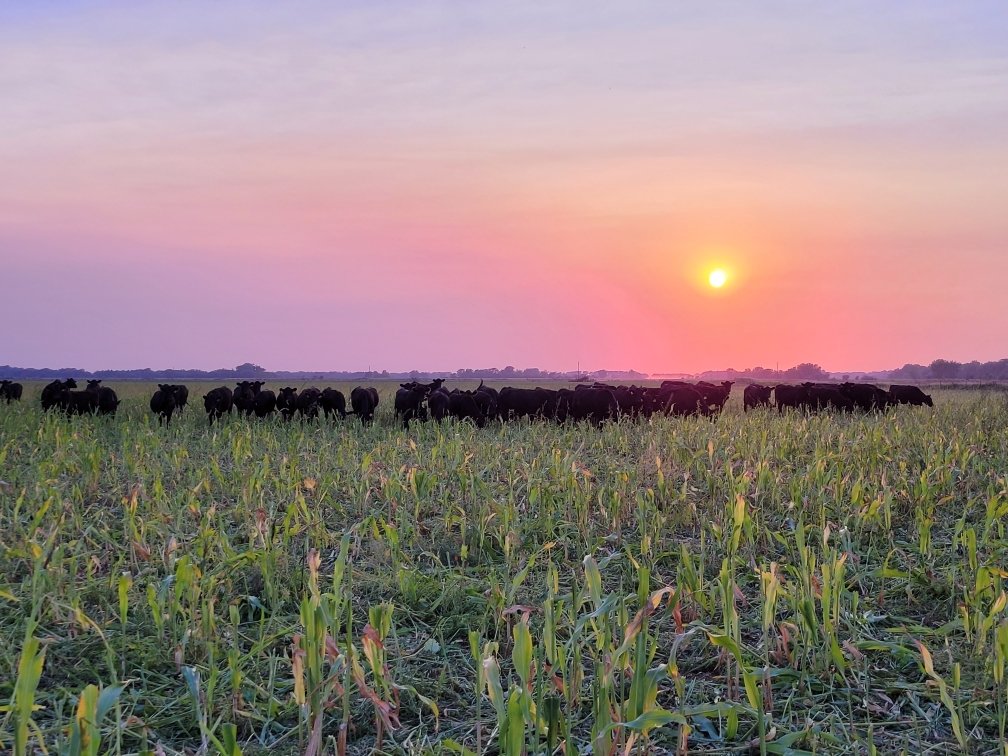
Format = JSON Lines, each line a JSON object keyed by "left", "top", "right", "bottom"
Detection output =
{"left": 802, "top": 383, "right": 854, "bottom": 412}
{"left": 695, "top": 381, "right": 733, "bottom": 415}
{"left": 743, "top": 384, "right": 773, "bottom": 411}
{"left": 568, "top": 386, "right": 618, "bottom": 425}
{"left": 350, "top": 386, "right": 378, "bottom": 425}
{"left": 428, "top": 388, "right": 450, "bottom": 422}
{"left": 320, "top": 388, "right": 347, "bottom": 419}
{"left": 474, "top": 383, "right": 499, "bottom": 421}
{"left": 203, "top": 386, "right": 233, "bottom": 425}
{"left": 498, "top": 387, "right": 559, "bottom": 420}
{"left": 233, "top": 381, "right": 263, "bottom": 416}
{"left": 394, "top": 382, "right": 431, "bottom": 428}
{"left": 1, "top": 380, "right": 23, "bottom": 403}
{"left": 889, "top": 385, "right": 933, "bottom": 407}
{"left": 97, "top": 385, "right": 120, "bottom": 416}
{"left": 448, "top": 390, "right": 485, "bottom": 426}
{"left": 277, "top": 387, "right": 299, "bottom": 420}
{"left": 254, "top": 389, "right": 277, "bottom": 418}
{"left": 151, "top": 384, "right": 181, "bottom": 425}
{"left": 773, "top": 384, "right": 809, "bottom": 412}
{"left": 41, "top": 378, "right": 76, "bottom": 411}
{"left": 169, "top": 385, "right": 189, "bottom": 413}
{"left": 297, "top": 387, "right": 322, "bottom": 421}
{"left": 840, "top": 382, "right": 890, "bottom": 412}
{"left": 65, "top": 380, "right": 102, "bottom": 415}
{"left": 657, "top": 385, "right": 704, "bottom": 417}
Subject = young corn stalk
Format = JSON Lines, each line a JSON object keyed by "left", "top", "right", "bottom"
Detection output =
{"left": 5, "top": 620, "right": 46, "bottom": 756}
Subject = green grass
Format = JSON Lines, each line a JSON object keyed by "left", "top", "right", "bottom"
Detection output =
{"left": 1, "top": 382, "right": 1007, "bottom": 754}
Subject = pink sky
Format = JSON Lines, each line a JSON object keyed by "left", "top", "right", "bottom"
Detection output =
{"left": 2, "top": 2, "right": 1007, "bottom": 373}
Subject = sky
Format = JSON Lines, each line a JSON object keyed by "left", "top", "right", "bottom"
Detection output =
{"left": 2, "top": 1, "right": 1007, "bottom": 373}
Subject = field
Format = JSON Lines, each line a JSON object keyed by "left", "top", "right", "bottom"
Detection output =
{"left": 1, "top": 382, "right": 1007, "bottom": 755}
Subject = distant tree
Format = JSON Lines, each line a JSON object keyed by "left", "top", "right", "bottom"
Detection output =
{"left": 890, "top": 363, "right": 927, "bottom": 380}
{"left": 235, "top": 362, "right": 266, "bottom": 375}
{"left": 783, "top": 363, "right": 829, "bottom": 380}
{"left": 929, "top": 359, "right": 961, "bottom": 380}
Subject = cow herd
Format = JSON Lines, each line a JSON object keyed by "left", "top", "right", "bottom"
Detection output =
{"left": 742, "top": 381, "right": 933, "bottom": 412}
{"left": 1, "top": 377, "right": 935, "bottom": 427}
{"left": 29, "top": 378, "right": 122, "bottom": 415}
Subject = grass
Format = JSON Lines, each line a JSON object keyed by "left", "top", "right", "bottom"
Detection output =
{"left": 1, "top": 381, "right": 1007, "bottom": 754}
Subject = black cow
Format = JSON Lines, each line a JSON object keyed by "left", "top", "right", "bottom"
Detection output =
{"left": 498, "top": 387, "right": 556, "bottom": 420}
{"left": 350, "top": 386, "right": 378, "bottom": 425}
{"left": 277, "top": 387, "right": 299, "bottom": 420}
{"left": 254, "top": 389, "right": 277, "bottom": 418}
{"left": 659, "top": 385, "right": 704, "bottom": 417}
{"left": 472, "top": 385, "right": 498, "bottom": 424}
{"left": 475, "top": 383, "right": 500, "bottom": 420}
{"left": 151, "top": 384, "right": 180, "bottom": 425}
{"left": 97, "top": 385, "right": 120, "bottom": 416}
{"left": 743, "top": 384, "right": 773, "bottom": 411}
{"left": 696, "top": 381, "right": 733, "bottom": 414}
{"left": 233, "top": 381, "right": 264, "bottom": 416}
{"left": 568, "top": 387, "right": 617, "bottom": 425}
{"left": 297, "top": 387, "right": 322, "bottom": 420}
{"left": 394, "top": 383, "right": 430, "bottom": 428}
{"left": 65, "top": 380, "right": 102, "bottom": 415}
{"left": 774, "top": 384, "right": 809, "bottom": 412}
{"left": 41, "top": 378, "right": 76, "bottom": 411}
{"left": 428, "top": 388, "right": 450, "bottom": 422}
{"left": 583, "top": 383, "right": 640, "bottom": 419}
{"left": 1, "top": 380, "right": 23, "bottom": 403}
{"left": 448, "top": 390, "right": 484, "bottom": 427}
{"left": 203, "top": 386, "right": 233, "bottom": 425}
{"left": 169, "top": 385, "right": 189, "bottom": 413}
{"left": 320, "top": 388, "right": 348, "bottom": 419}
{"left": 803, "top": 383, "right": 854, "bottom": 412}
{"left": 889, "top": 384, "right": 933, "bottom": 407}
{"left": 840, "top": 383, "right": 890, "bottom": 412}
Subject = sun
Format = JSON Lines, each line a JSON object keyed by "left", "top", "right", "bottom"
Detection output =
{"left": 708, "top": 268, "right": 728, "bottom": 288}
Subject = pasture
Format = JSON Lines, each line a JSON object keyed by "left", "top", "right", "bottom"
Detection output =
{"left": 1, "top": 382, "right": 1007, "bottom": 754}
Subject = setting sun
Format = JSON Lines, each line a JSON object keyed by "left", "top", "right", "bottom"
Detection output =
{"left": 708, "top": 268, "right": 728, "bottom": 288}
